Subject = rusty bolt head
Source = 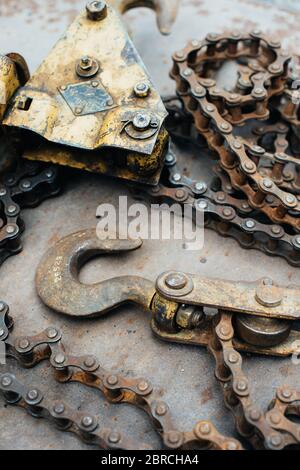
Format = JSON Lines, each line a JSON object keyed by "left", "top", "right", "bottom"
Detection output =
{"left": 107, "top": 375, "right": 118, "bottom": 386}
{"left": 80, "top": 56, "right": 93, "bottom": 70}
{"left": 53, "top": 403, "right": 65, "bottom": 414}
{"left": 108, "top": 431, "right": 121, "bottom": 444}
{"left": 165, "top": 272, "right": 188, "bottom": 290}
{"left": 1, "top": 375, "right": 12, "bottom": 387}
{"left": 86, "top": 1, "right": 107, "bottom": 21}
{"left": 134, "top": 82, "right": 150, "bottom": 98}
{"left": 132, "top": 112, "right": 151, "bottom": 131}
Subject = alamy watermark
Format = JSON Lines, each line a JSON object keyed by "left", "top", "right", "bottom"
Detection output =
{"left": 96, "top": 196, "right": 204, "bottom": 250}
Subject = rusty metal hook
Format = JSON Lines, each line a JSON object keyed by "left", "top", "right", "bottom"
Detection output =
{"left": 112, "top": 0, "right": 180, "bottom": 35}
{"left": 35, "top": 229, "right": 156, "bottom": 318}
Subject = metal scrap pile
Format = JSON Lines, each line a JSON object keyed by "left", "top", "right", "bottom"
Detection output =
{"left": 1, "top": 0, "right": 300, "bottom": 451}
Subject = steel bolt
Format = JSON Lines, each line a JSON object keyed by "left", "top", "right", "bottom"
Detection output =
{"left": 81, "top": 416, "right": 94, "bottom": 428}
{"left": 1, "top": 375, "right": 12, "bottom": 387}
{"left": 134, "top": 82, "right": 150, "bottom": 98}
{"left": 132, "top": 112, "right": 151, "bottom": 130}
{"left": 53, "top": 403, "right": 65, "bottom": 414}
{"left": 108, "top": 431, "right": 121, "bottom": 444}
{"left": 60, "top": 85, "right": 67, "bottom": 91}
{"left": 54, "top": 353, "right": 65, "bottom": 365}
{"left": 80, "top": 55, "right": 93, "bottom": 70}
{"left": 165, "top": 272, "right": 188, "bottom": 290}
{"left": 107, "top": 375, "right": 118, "bottom": 386}
{"left": 86, "top": 1, "right": 107, "bottom": 21}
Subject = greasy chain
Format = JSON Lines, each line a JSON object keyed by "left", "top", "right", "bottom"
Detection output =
{"left": 0, "top": 302, "right": 242, "bottom": 451}
{"left": 0, "top": 161, "right": 61, "bottom": 265}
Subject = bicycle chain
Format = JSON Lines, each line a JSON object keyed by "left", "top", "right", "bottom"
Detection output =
{"left": 209, "top": 311, "right": 300, "bottom": 450}
{"left": 0, "top": 160, "right": 61, "bottom": 266}
{"left": 0, "top": 302, "right": 242, "bottom": 451}
{"left": 170, "top": 31, "right": 300, "bottom": 232}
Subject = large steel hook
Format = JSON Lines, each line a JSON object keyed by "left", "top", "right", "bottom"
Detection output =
{"left": 36, "top": 229, "right": 156, "bottom": 317}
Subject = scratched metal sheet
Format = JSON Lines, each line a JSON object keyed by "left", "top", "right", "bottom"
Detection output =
{"left": 0, "top": 0, "right": 300, "bottom": 450}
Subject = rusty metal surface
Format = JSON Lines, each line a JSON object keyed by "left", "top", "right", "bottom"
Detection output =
{"left": 0, "top": 0, "right": 300, "bottom": 450}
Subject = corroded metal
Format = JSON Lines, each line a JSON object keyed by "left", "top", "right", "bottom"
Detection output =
{"left": 35, "top": 228, "right": 300, "bottom": 356}
{"left": 2, "top": 3, "right": 168, "bottom": 185}
{"left": 0, "top": 304, "right": 242, "bottom": 451}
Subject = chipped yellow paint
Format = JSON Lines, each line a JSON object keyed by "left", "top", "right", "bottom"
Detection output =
{"left": 0, "top": 56, "right": 20, "bottom": 121}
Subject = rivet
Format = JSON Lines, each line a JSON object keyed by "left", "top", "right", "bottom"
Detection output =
{"left": 21, "top": 180, "right": 31, "bottom": 189}
{"left": 155, "top": 402, "right": 168, "bottom": 416}
{"left": 138, "top": 380, "right": 149, "bottom": 392}
{"left": 271, "top": 225, "right": 282, "bottom": 235}
{"left": 1, "top": 375, "right": 12, "bottom": 387}
{"left": 107, "top": 375, "right": 118, "bottom": 386}
{"left": 167, "top": 431, "right": 181, "bottom": 444}
{"left": 217, "top": 192, "right": 225, "bottom": 201}
{"left": 108, "top": 431, "right": 121, "bottom": 443}
{"left": 18, "top": 338, "right": 30, "bottom": 349}
{"left": 269, "top": 411, "right": 281, "bottom": 425}
{"left": 269, "top": 434, "right": 282, "bottom": 448}
{"left": 198, "top": 422, "right": 211, "bottom": 435}
{"left": 27, "top": 389, "right": 39, "bottom": 401}
{"left": 173, "top": 173, "right": 181, "bottom": 182}
{"left": 47, "top": 328, "right": 58, "bottom": 339}
{"left": 195, "top": 181, "right": 207, "bottom": 192}
{"left": 262, "top": 178, "right": 273, "bottom": 189}
{"left": 53, "top": 403, "right": 65, "bottom": 414}
{"left": 0, "top": 188, "right": 7, "bottom": 196}
{"left": 81, "top": 416, "right": 94, "bottom": 428}
{"left": 245, "top": 219, "right": 255, "bottom": 229}
{"left": 228, "top": 352, "right": 239, "bottom": 364}
{"left": 249, "top": 408, "right": 261, "bottom": 421}
{"left": 233, "top": 140, "right": 242, "bottom": 149}
{"left": 54, "top": 353, "right": 65, "bottom": 365}
{"left": 91, "top": 80, "right": 99, "bottom": 87}
{"left": 281, "top": 388, "right": 292, "bottom": 399}
{"left": 223, "top": 207, "right": 233, "bottom": 217}
{"left": 6, "top": 225, "right": 16, "bottom": 235}
{"left": 236, "top": 379, "right": 248, "bottom": 392}
{"left": 132, "top": 112, "right": 151, "bottom": 131}
{"left": 285, "top": 194, "right": 296, "bottom": 205}
{"left": 197, "top": 200, "right": 208, "bottom": 210}
{"left": 206, "top": 104, "right": 215, "bottom": 112}
{"left": 84, "top": 356, "right": 96, "bottom": 368}
{"left": 183, "top": 68, "right": 192, "bottom": 77}
{"left": 226, "top": 441, "right": 238, "bottom": 450}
